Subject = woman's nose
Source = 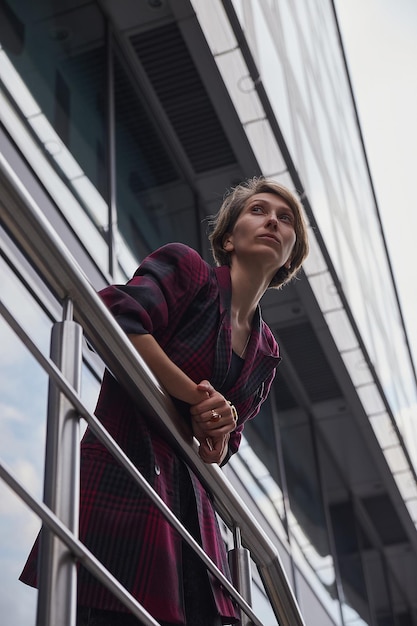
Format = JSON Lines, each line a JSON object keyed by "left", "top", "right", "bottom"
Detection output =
{"left": 266, "top": 214, "right": 278, "bottom": 228}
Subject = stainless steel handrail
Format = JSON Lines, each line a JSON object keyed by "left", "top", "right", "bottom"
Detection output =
{"left": 0, "top": 298, "right": 261, "bottom": 626}
{"left": 0, "top": 461, "right": 161, "bottom": 626}
{"left": 0, "top": 150, "right": 305, "bottom": 626}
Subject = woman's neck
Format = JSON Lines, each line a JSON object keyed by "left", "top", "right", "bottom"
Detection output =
{"left": 229, "top": 262, "right": 270, "bottom": 324}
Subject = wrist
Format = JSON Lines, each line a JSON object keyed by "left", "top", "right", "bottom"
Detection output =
{"left": 181, "top": 382, "right": 209, "bottom": 406}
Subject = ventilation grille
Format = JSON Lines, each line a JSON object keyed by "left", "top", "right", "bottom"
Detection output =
{"left": 130, "top": 22, "right": 237, "bottom": 173}
{"left": 114, "top": 56, "right": 179, "bottom": 189}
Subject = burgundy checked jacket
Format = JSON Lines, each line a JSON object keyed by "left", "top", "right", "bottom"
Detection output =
{"left": 20, "top": 243, "right": 280, "bottom": 624}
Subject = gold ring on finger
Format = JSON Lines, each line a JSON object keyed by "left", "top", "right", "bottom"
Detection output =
{"left": 210, "top": 410, "right": 221, "bottom": 422}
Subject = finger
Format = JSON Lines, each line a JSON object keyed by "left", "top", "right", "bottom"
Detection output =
{"left": 210, "top": 409, "right": 222, "bottom": 423}
{"left": 198, "top": 438, "right": 217, "bottom": 459}
{"left": 227, "top": 402, "right": 238, "bottom": 426}
{"left": 199, "top": 443, "right": 222, "bottom": 464}
{"left": 190, "top": 404, "right": 225, "bottom": 423}
{"left": 196, "top": 380, "right": 214, "bottom": 396}
{"left": 190, "top": 390, "right": 226, "bottom": 415}
{"left": 199, "top": 435, "right": 229, "bottom": 464}
{"left": 193, "top": 411, "right": 236, "bottom": 436}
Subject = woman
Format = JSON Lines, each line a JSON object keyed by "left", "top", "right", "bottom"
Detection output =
{"left": 20, "top": 177, "right": 309, "bottom": 625}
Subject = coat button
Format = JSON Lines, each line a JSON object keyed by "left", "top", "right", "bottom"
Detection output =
{"left": 154, "top": 464, "right": 161, "bottom": 476}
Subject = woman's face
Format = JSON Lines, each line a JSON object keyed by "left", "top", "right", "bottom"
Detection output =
{"left": 224, "top": 192, "right": 296, "bottom": 276}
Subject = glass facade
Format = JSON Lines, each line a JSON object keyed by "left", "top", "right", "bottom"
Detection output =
{"left": 0, "top": 0, "right": 205, "bottom": 279}
{"left": 191, "top": 0, "right": 417, "bottom": 623}
{"left": 0, "top": 1, "right": 109, "bottom": 243}
{"left": 0, "top": 230, "right": 102, "bottom": 624}
{"left": 1, "top": 0, "right": 417, "bottom": 625}
{"left": 228, "top": 0, "right": 417, "bottom": 472}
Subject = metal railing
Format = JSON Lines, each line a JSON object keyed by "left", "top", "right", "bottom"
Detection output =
{"left": 0, "top": 150, "right": 305, "bottom": 626}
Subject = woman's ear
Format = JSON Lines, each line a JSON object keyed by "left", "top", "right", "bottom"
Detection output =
{"left": 223, "top": 235, "right": 234, "bottom": 252}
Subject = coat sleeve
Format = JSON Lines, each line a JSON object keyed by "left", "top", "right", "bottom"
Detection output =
{"left": 99, "top": 243, "right": 210, "bottom": 340}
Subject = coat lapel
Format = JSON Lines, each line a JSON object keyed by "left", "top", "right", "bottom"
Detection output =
{"left": 211, "top": 266, "right": 232, "bottom": 389}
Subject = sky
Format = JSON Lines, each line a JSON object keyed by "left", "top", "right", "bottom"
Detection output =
{"left": 334, "top": 0, "right": 417, "bottom": 380}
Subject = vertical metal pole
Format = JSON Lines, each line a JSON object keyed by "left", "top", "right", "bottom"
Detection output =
{"left": 36, "top": 299, "right": 83, "bottom": 626}
{"left": 228, "top": 525, "right": 253, "bottom": 626}
{"left": 106, "top": 20, "right": 118, "bottom": 278}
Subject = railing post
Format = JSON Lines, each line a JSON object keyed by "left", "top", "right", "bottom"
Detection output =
{"left": 36, "top": 299, "right": 83, "bottom": 626}
{"left": 228, "top": 525, "right": 253, "bottom": 626}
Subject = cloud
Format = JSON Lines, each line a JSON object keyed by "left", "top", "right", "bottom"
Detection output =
{"left": 0, "top": 482, "right": 38, "bottom": 622}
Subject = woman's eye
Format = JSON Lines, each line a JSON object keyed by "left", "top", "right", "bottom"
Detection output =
{"left": 252, "top": 205, "right": 263, "bottom": 213}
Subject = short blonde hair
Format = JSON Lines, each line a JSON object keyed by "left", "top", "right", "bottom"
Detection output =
{"left": 209, "top": 177, "right": 309, "bottom": 288}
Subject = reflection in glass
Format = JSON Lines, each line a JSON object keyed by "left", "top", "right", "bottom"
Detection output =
{"left": 231, "top": 0, "right": 417, "bottom": 497}
{"left": 243, "top": 391, "right": 342, "bottom": 614}
{"left": 0, "top": 0, "right": 108, "bottom": 231}
{"left": 113, "top": 54, "right": 200, "bottom": 261}
{"left": 0, "top": 302, "right": 49, "bottom": 626}
{"left": 0, "top": 255, "right": 101, "bottom": 625}
{"left": 330, "top": 500, "right": 372, "bottom": 624}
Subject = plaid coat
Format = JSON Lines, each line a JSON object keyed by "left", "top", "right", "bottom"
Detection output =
{"left": 20, "top": 243, "right": 280, "bottom": 623}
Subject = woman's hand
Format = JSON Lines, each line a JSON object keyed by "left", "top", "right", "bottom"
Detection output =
{"left": 189, "top": 380, "right": 238, "bottom": 464}
{"left": 198, "top": 433, "right": 230, "bottom": 465}
{"left": 127, "top": 336, "right": 235, "bottom": 463}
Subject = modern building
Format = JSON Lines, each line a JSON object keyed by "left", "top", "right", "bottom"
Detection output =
{"left": 1, "top": 1, "right": 417, "bottom": 625}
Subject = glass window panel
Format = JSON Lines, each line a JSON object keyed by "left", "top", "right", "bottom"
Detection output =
{"left": 0, "top": 0, "right": 108, "bottom": 230}
{"left": 268, "top": 1, "right": 309, "bottom": 106}
{"left": 0, "top": 483, "right": 38, "bottom": 625}
{"left": 251, "top": 1, "right": 296, "bottom": 152}
{"left": 296, "top": 120, "right": 336, "bottom": 246}
{"left": 228, "top": 450, "right": 287, "bottom": 543}
{"left": 330, "top": 500, "right": 372, "bottom": 624}
{"left": 307, "top": 76, "right": 340, "bottom": 187}
{"left": 1, "top": 255, "right": 53, "bottom": 356}
{"left": 241, "top": 399, "right": 282, "bottom": 487}
{"left": 250, "top": 577, "right": 278, "bottom": 626}
{"left": 278, "top": 409, "right": 332, "bottom": 565}
{"left": 341, "top": 602, "right": 369, "bottom": 626}
{"left": 81, "top": 361, "right": 102, "bottom": 413}
{"left": 292, "top": 0, "right": 319, "bottom": 66}
{"left": 293, "top": 539, "right": 342, "bottom": 625}
{"left": 0, "top": 316, "right": 47, "bottom": 492}
{"left": 227, "top": 0, "right": 417, "bottom": 468}
{"left": 0, "top": 254, "right": 100, "bottom": 626}
{"left": 0, "top": 93, "right": 109, "bottom": 269}
{"left": 113, "top": 55, "right": 201, "bottom": 261}
{"left": 0, "top": 307, "right": 49, "bottom": 626}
